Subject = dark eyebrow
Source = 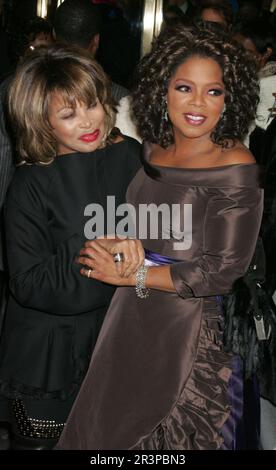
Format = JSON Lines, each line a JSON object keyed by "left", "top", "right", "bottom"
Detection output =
{"left": 174, "top": 78, "right": 224, "bottom": 87}
{"left": 207, "top": 82, "right": 225, "bottom": 87}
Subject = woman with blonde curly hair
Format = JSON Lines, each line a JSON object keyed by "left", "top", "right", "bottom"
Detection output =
{"left": 58, "top": 24, "right": 263, "bottom": 450}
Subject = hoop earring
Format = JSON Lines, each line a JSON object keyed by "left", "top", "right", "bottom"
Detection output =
{"left": 163, "top": 108, "right": 169, "bottom": 122}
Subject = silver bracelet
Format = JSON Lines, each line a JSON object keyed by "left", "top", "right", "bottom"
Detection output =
{"left": 135, "top": 265, "right": 150, "bottom": 299}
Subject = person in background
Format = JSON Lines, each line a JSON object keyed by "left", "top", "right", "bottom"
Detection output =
{"left": 195, "top": 0, "right": 233, "bottom": 29}
{"left": 54, "top": 0, "right": 127, "bottom": 102}
{"left": 57, "top": 24, "right": 262, "bottom": 450}
{"left": 0, "top": 14, "right": 54, "bottom": 325}
{"left": 254, "top": 106, "right": 276, "bottom": 452}
{"left": 167, "top": 0, "right": 196, "bottom": 18}
{"left": 0, "top": 4, "right": 11, "bottom": 449}
{"left": 0, "top": 15, "right": 53, "bottom": 214}
{"left": 234, "top": 9, "right": 276, "bottom": 451}
{"left": 234, "top": 0, "right": 260, "bottom": 24}
{"left": 163, "top": 5, "right": 187, "bottom": 28}
{"left": 8, "top": 16, "right": 53, "bottom": 70}
{"left": 53, "top": 0, "right": 140, "bottom": 142}
{"left": 92, "top": 0, "right": 138, "bottom": 90}
{"left": 0, "top": 0, "right": 12, "bottom": 83}
{"left": 0, "top": 15, "right": 54, "bottom": 344}
{"left": 0, "top": 44, "right": 141, "bottom": 450}
{"left": 233, "top": 19, "right": 276, "bottom": 153}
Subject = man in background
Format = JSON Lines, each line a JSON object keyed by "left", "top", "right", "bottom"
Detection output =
{"left": 53, "top": 0, "right": 140, "bottom": 141}
{"left": 54, "top": 0, "right": 128, "bottom": 102}
{"left": 168, "top": 0, "right": 196, "bottom": 18}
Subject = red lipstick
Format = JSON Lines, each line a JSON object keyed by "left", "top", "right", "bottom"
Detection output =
{"left": 79, "top": 129, "right": 100, "bottom": 142}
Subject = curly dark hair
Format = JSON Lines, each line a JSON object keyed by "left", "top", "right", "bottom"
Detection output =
{"left": 132, "top": 23, "right": 259, "bottom": 150}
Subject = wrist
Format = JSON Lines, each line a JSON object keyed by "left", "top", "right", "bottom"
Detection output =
{"left": 135, "top": 264, "right": 150, "bottom": 299}
{"left": 127, "top": 273, "right": 136, "bottom": 287}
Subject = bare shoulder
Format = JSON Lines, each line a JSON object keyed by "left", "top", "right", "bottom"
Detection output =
{"left": 220, "top": 143, "right": 256, "bottom": 165}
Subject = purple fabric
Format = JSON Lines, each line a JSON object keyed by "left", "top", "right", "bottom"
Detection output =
{"left": 216, "top": 295, "right": 260, "bottom": 450}
{"left": 216, "top": 295, "right": 244, "bottom": 450}
{"left": 221, "top": 356, "right": 244, "bottom": 450}
{"left": 144, "top": 249, "right": 180, "bottom": 266}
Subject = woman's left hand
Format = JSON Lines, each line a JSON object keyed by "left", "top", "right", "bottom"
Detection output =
{"left": 80, "top": 237, "right": 144, "bottom": 278}
{"left": 76, "top": 241, "right": 136, "bottom": 286}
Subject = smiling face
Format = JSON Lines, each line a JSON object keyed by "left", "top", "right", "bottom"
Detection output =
{"left": 167, "top": 55, "right": 225, "bottom": 144}
{"left": 48, "top": 91, "right": 106, "bottom": 156}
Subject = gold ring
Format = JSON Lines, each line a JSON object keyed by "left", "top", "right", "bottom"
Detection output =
{"left": 87, "top": 269, "right": 92, "bottom": 278}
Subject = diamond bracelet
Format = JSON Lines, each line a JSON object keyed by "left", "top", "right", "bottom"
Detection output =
{"left": 135, "top": 265, "right": 150, "bottom": 299}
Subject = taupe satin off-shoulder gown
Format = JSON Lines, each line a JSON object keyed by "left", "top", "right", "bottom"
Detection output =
{"left": 57, "top": 146, "right": 263, "bottom": 450}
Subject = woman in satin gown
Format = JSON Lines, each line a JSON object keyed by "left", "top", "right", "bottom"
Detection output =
{"left": 57, "top": 24, "right": 263, "bottom": 450}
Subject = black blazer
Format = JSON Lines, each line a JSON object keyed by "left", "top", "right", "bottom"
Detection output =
{"left": 0, "top": 137, "right": 141, "bottom": 399}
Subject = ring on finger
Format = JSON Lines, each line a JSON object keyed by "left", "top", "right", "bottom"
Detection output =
{"left": 87, "top": 269, "right": 92, "bottom": 278}
{"left": 113, "top": 252, "right": 124, "bottom": 263}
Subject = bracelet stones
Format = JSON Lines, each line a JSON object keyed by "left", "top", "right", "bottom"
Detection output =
{"left": 135, "top": 265, "right": 150, "bottom": 299}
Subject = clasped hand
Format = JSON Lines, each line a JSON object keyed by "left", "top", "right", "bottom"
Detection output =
{"left": 76, "top": 236, "right": 145, "bottom": 286}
